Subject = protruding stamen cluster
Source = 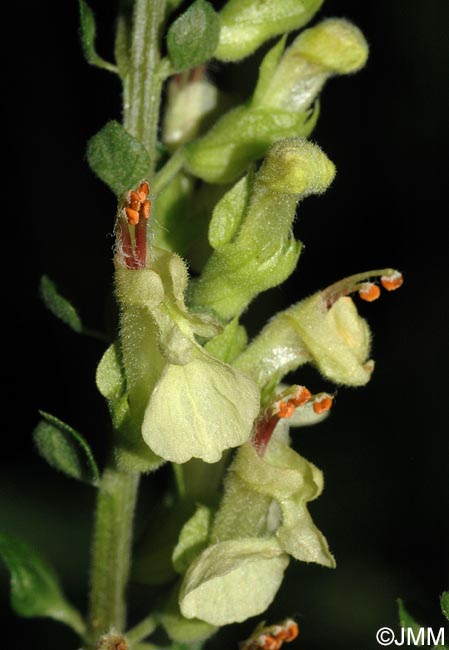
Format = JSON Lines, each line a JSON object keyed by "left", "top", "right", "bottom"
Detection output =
{"left": 117, "top": 181, "right": 151, "bottom": 269}
{"left": 323, "top": 268, "right": 404, "bottom": 308}
{"left": 242, "top": 619, "right": 299, "bottom": 650}
{"left": 275, "top": 385, "right": 312, "bottom": 418}
{"left": 254, "top": 385, "right": 333, "bottom": 454}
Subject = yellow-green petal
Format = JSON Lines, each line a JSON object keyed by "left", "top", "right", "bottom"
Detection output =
{"left": 179, "top": 538, "right": 289, "bottom": 625}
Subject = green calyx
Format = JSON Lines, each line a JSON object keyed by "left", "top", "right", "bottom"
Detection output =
{"left": 189, "top": 138, "right": 335, "bottom": 320}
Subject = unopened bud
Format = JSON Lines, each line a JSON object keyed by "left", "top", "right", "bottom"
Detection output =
{"left": 215, "top": 0, "right": 323, "bottom": 62}
{"left": 258, "top": 138, "right": 335, "bottom": 195}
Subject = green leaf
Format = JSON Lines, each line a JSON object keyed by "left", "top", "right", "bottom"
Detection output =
{"left": 33, "top": 411, "right": 100, "bottom": 485}
{"left": 87, "top": 121, "right": 151, "bottom": 195}
{"left": 252, "top": 37, "right": 287, "bottom": 107}
{"left": 40, "top": 275, "right": 82, "bottom": 333}
{"left": 205, "top": 318, "right": 248, "bottom": 363}
{"left": 79, "top": 0, "right": 118, "bottom": 73}
{"left": 167, "top": 0, "right": 220, "bottom": 71}
{"left": 208, "top": 174, "right": 251, "bottom": 250}
{"left": 0, "top": 533, "right": 85, "bottom": 634}
{"left": 172, "top": 505, "right": 211, "bottom": 574}
{"left": 441, "top": 592, "right": 449, "bottom": 621}
{"left": 96, "top": 342, "right": 126, "bottom": 403}
{"left": 397, "top": 599, "right": 423, "bottom": 637}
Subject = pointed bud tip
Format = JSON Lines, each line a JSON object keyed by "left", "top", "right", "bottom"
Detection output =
{"left": 261, "top": 138, "right": 336, "bottom": 196}
{"left": 294, "top": 18, "right": 369, "bottom": 74}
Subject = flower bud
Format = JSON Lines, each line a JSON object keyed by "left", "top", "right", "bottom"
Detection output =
{"left": 190, "top": 139, "right": 335, "bottom": 320}
{"left": 162, "top": 67, "right": 219, "bottom": 151}
{"left": 257, "top": 19, "right": 369, "bottom": 113}
{"left": 293, "top": 18, "right": 369, "bottom": 74}
{"left": 187, "top": 19, "right": 367, "bottom": 184}
{"left": 215, "top": 0, "right": 323, "bottom": 62}
{"left": 257, "top": 138, "right": 335, "bottom": 195}
{"left": 185, "top": 102, "right": 318, "bottom": 184}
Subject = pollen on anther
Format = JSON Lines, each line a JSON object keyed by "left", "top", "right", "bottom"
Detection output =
{"left": 283, "top": 622, "right": 299, "bottom": 642}
{"left": 138, "top": 181, "right": 150, "bottom": 203}
{"left": 129, "top": 191, "right": 141, "bottom": 211}
{"left": 125, "top": 207, "right": 140, "bottom": 225}
{"left": 292, "top": 386, "right": 312, "bottom": 407}
{"left": 358, "top": 282, "right": 381, "bottom": 302}
{"left": 313, "top": 396, "right": 333, "bottom": 414}
{"left": 381, "top": 271, "right": 403, "bottom": 291}
{"left": 277, "top": 401, "right": 296, "bottom": 419}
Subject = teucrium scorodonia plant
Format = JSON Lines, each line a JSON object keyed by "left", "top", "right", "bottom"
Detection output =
{"left": 1, "top": 1, "right": 405, "bottom": 649}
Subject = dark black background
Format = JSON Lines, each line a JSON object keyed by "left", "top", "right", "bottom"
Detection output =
{"left": 1, "top": 1, "right": 448, "bottom": 649}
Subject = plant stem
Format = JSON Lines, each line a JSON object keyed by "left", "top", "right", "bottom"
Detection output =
{"left": 126, "top": 613, "right": 158, "bottom": 646}
{"left": 86, "top": 3, "right": 168, "bottom": 646}
{"left": 124, "top": 0, "right": 168, "bottom": 175}
{"left": 86, "top": 467, "right": 139, "bottom": 644}
{"left": 152, "top": 146, "right": 186, "bottom": 193}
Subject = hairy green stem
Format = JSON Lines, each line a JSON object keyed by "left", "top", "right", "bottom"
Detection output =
{"left": 87, "top": 468, "right": 139, "bottom": 644}
{"left": 126, "top": 613, "right": 158, "bottom": 646}
{"left": 86, "top": 3, "right": 170, "bottom": 647}
{"left": 153, "top": 146, "right": 186, "bottom": 193}
{"left": 124, "top": 0, "right": 168, "bottom": 174}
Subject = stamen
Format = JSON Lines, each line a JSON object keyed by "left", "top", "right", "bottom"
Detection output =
{"left": 323, "top": 268, "right": 403, "bottom": 308}
{"left": 129, "top": 190, "right": 141, "bottom": 211}
{"left": 118, "top": 216, "right": 137, "bottom": 269}
{"left": 313, "top": 395, "right": 333, "bottom": 414}
{"left": 142, "top": 198, "right": 151, "bottom": 219}
{"left": 125, "top": 207, "right": 140, "bottom": 225}
{"left": 277, "top": 401, "right": 296, "bottom": 418}
{"left": 137, "top": 181, "right": 149, "bottom": 203}
{"left": 242, "top": 619, "right": 299, "bottom": 650}
{"left": 291, "top": 386, "right": 312, "bottom": 406}
{"left": 358, "top": 282, "right": 381, "bottom": 302}
{"left": 254, "top": 385, "right": 313, "bottom": 454}
{"left": 381, "top": 271, "right": 403, "bottom": 291}
{"left": 135, "top": 215, "right": 147, "bottom": 268}
{"left": 283, "top": 622, "right": 299, "bottom": 642}
{"left": 116, "top": 181, "right": 152, "bottom": 268}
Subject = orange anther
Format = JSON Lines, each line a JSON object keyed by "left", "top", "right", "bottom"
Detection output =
{"left": 128, "top": 191, "right": 141, "bottom": 211}
{"left": 381, "top": 271, "right": 403, "bottom": 291}
{"left": 259, "top": 636, "right": 279, "bottom": 650}
{"left": 125, "top": 207, "right": 140, "bottom": 225}
{"left": 358, "top": 283, "right": 381, "bottom": 302}
{"left": 137, "top": 181, "right": 149, "bottom": 202}
{"left": 284, "top": 623, "right": 299, "bottom": 642}
{"left": 141, "top": 198, "right": 151, "bottom": 219}
{"left": 292, "top": 386, "right": 312, "bottom": 407}
{"left": 313, "top": 396, "right": 333, "bottom": 414}
{"left": 277, "top": 401, "right": 296, "bottom": 419}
